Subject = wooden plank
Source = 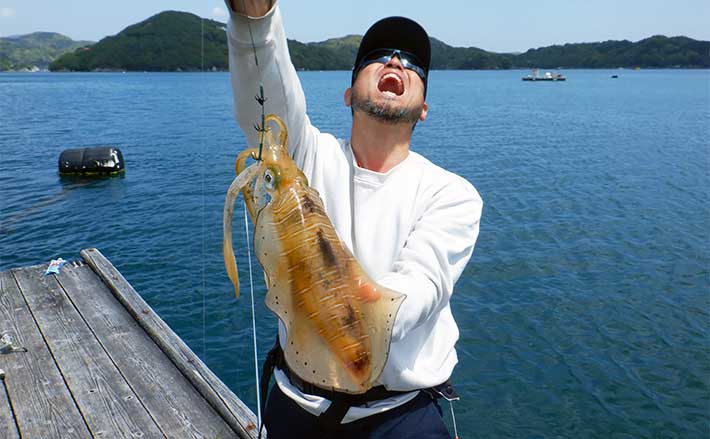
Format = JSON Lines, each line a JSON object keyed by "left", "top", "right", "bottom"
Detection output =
{"left": 0, "top": 269, "right": 92, "bottom": 439}
{"left": 12, "top": 265, "right": 167, "bottom": 439}
{"left": 55, "top": 260, "right": 240, "bottom": 439}
{"left": 0, "top": 374, "right": 20, "bottom": 439}
{"left": 81, "top": 248, "right": 261, "bottom": 439}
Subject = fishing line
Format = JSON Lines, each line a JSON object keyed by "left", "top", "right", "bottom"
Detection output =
{"left": 243, "top": 202, "right": 261, "bottom": 425}
{"left": 200, "top": 15, "right": 208, "bottom": 362}
{"left": 239, "top": 0, "right": 268, "bottom": 427}
{"left": 241, "top": 0, "right": 267, "bottom": 161}
{"left": 449, "top": 400, "right": 460, "bottom": 439}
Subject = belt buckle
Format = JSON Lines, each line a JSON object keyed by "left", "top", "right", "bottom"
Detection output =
{"left": 432, "top": 382, "right": 459, "bottom": 401}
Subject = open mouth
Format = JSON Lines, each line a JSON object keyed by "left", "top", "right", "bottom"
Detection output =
{"left": 377, "top": 72, "right": 404, "bottom": 97}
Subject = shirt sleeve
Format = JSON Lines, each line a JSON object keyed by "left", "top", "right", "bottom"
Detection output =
{"left": 225, "top": 2, "right": 319, "bottom": 167}
{"left": 378, "top": 177, "right": 483, "bottom": 342}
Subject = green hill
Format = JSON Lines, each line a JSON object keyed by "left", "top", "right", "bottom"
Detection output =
{"left": 48, "top": 11, "right": 709, "bottom": 72}
{"left": 287, "top": 38, "right": 353, "bottom": 70}
{"left": 0, "top": 32, "right": 93, "bottom": 70}
{"left": 431, "top": 38, "right": 513, "bottom": 69}
{"left": 50, "top": 11, "right": 227, "bottom": 71}
{"left": 515, "top": 35, "right": 710, "bottom": 68}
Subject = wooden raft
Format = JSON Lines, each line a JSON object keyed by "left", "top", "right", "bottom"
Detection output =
{"left": 0, "top": 248, "right": 260, "bottom": 439}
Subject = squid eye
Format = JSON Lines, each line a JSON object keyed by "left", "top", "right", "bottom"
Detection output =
{"left": 264, "top": 169, "right": 275, "bottom": 189}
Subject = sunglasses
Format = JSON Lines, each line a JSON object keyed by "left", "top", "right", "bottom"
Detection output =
{"left": 355, "top": 49, "right": 427, "bottom": 81}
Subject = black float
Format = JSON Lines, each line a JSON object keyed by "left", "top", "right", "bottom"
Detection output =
{"left": 58, "top": 147, "right": 125, "bottom": 176}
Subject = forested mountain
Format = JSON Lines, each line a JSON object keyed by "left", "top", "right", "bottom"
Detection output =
{"left": 0, "top": 32, "right": 93, "bottom": 70}
{"left": 515, "top": 35, "right": 709, "bottom": 68}
{"left": 50, "top": 11, "right": 227, "bottom": 71}
{"left": 430, "top": 38, "right": 513, "bottom": 69}
{"left": 288, "top": 35, "right": 361, "bottom": 70}
{"left": 41, "top": 11, "right": 710, "bottom": 72}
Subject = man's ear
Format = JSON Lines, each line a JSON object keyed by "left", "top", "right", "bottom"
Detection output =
{"left": 344, "top": 88, "right": 352, "bottom": 107}
{"left": 419, "top": 101, "right": 428, "bottom": 121}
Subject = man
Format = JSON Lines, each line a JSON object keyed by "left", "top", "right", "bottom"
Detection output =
{"left": 226, "top": 1, "right": 482, "bottom": 437}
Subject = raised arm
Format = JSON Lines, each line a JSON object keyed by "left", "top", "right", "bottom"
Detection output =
{"left": 225, "top": 0, "right": 318, "bottom": 161}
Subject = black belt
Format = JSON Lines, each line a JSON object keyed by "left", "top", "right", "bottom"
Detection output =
{"left": 279, "top": 359, "right": 410, "bottom": 405}
{"left": 259, "top": 338, "right": 459, "bottom": 436}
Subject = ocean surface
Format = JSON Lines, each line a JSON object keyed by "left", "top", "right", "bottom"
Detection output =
{"left": 1, "top": 69, "right": 708, "bottom": 438}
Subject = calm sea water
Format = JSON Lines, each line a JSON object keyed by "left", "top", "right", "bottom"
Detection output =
{"left": 1, "top": 69, "right": 708, "bottom": 438}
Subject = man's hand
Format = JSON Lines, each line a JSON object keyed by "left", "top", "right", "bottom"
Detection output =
{"left": 228, "top": 0, "right": 272, "bottom": 17}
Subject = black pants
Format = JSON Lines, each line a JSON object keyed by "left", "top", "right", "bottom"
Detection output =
{"left": 263, "top": 383, "right": 452, "bottom": 439}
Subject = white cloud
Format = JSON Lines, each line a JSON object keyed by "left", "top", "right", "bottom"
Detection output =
{"left": 211, "top": 6, "right": 227, "bottom": 19}
{"left": 0, "top": 7, "right": 15, "bottom": 18}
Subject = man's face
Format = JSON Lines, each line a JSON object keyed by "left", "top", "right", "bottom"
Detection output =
{"left": 346, "top": 54, "right": 428, "bottom": 125}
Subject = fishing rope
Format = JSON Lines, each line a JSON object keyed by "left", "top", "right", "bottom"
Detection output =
{"left": 243, "top": 202, "right": 261, "bottom": 425}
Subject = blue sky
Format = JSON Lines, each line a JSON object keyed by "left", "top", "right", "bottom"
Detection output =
{"left": 0, "top": 0, "right": 708, "bottom": 53}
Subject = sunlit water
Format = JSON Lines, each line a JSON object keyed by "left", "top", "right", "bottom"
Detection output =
{"left": 1, "top": 69, "right": 708, "bottom": 438}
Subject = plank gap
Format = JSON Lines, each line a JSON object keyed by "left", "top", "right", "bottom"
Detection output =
{"left": 10, "top": 269, "right": 95, "bottom": 438}
{"left": 81, "top": 248, "right": 260, "bottom": 438}
{"left": 53, "top": 274, "right": 170, "bottom": 439}
{"left": 1, "top": 377, "right": 21, "bottom": 439}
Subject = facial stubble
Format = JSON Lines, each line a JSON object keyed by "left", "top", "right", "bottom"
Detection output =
{"left": 350, "top": 88, "right": 423, "bottom": 125}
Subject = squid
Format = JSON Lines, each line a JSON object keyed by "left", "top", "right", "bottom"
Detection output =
{"left": 223, "top": 114, "right": 405, "bottom": 393}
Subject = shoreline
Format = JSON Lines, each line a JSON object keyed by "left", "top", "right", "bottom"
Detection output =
{"left": 2, "top": 67, "right": 710, "bottom": 74}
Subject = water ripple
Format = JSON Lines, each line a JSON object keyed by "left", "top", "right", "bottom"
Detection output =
{"left": 1, "top": 70, "right": 708, "bottom": 438}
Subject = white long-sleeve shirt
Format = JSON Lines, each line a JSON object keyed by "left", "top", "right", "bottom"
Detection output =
{"left": 226, "top": 3, "right": 483, "bottom": 423}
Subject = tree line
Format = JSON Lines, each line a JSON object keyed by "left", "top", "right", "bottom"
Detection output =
{"left": 43, "top": 11, "right": 710, "bottom": 72}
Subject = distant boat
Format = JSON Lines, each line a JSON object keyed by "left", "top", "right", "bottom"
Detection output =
{"left": 522, "top": 68, "right": 566, "bottom": 81}
{"left": 611, "top": 75, "right": 619, "bottom": 78}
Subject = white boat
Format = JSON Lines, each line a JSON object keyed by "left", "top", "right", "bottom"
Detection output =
{"left": 522, "top": 68, "right": 566, "bottom": 81}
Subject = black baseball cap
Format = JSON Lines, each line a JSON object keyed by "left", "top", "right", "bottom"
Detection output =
{"left": 352, "top": 16, "right": 431, "bottom": 93}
